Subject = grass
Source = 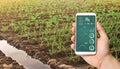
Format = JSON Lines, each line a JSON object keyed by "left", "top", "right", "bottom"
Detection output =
{"left": 0, "top": 0, "right": 120, "bottom": 62}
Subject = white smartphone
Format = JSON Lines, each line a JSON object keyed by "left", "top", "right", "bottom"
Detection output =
{"left": 75, "top": 13, "right": 96, "bottom": 55}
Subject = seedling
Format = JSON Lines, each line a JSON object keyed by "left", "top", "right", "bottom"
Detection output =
{"left": 0, "top": 0, "right": 120, "bottom": 63}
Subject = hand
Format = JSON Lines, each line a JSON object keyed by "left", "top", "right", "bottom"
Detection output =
{"left": 71, "top": 22, "right": 110, "bottom": 68}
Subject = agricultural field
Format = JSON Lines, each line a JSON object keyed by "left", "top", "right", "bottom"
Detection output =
{"left": 0, "top": 0, "right": 120, "bottom": 69}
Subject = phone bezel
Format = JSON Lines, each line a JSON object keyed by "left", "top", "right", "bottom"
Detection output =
{"left": 75, "top": 13, "right": 96, "bottom": 55}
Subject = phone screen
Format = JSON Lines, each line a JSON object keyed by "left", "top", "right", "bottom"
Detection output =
{"left": 76, "top": 15, "right": 96, "bottom": 52}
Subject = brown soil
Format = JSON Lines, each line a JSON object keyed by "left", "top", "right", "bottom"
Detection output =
{"left": 0, "top": 50, "right": 25, "bottom": 69}
{"left": 0, "top": 13, "right": 120, "bottom": 69}
{"left": 1, "top": 29, "right": 120, "bottom": 69}
{"left": 1, "top": 2, "right": 120, "bottom": 68}
{"left": 0, "top": 30, "right": 97, "bottom": 69}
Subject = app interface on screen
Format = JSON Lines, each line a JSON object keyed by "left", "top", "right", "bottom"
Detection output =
{"left": 76, "top": 15, "right": 96, "bottom": 52}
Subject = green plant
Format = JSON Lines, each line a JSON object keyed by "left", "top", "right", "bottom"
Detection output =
{"left": 0, "top": 0, "right": 120, "bottom": 63}
{"left": 57, "top": 38, "right": 65, "bottom": 50}
{"left": 49, "top": 44, "right": 55, "bottom": 55}
{"left": 1, "top": 26, "right": 9, "bottom": 32}
{"left": 10, "top": 23, "right": 19, "bottom": 32}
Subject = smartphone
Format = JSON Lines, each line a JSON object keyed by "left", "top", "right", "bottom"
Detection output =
{"left": 75, "top": 13, "right": 96, "bottom": 55}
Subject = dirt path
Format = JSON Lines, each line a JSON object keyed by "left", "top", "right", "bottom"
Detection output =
{"left": 0, "top": 50, "right": 25, "bottom": 69}
{"left": 0, "top": 30, "right": 97, "bottom": 69}
{"left": 0, "top": 40, "right": 51, "bottom": 69}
